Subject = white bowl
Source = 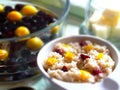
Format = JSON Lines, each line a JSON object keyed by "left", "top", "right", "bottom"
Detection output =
{"left": 37, "top": 35, "right": 120, "bottom": 90}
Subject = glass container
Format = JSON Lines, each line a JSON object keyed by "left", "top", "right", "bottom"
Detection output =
{"left": 80, "top": 0, "right": 120, "bottom": 50}
{"left": 0, "top": 0, "right": 70, "bottom": 82}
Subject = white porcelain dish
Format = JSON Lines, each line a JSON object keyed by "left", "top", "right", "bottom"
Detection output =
{"left": 37, "top": 35, "right": 120, "bottom": 90}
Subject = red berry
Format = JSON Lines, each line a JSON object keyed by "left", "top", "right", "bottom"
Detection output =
{"left": 80, "top": 54, "right": 90, "bottom": 60}
{"left": 92, "top": 67, "right": 102, "bottom": 75}
{"left": 61, "top": 66, "right": 68, "bottom": 72}
{"left": 54, "top": 48, "right": 65, "bottom": 56}
{"left": 79, "top": 41, "right": 87, "bottom": 46}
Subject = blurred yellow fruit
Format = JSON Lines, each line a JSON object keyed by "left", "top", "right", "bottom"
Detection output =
{"left": 46, "top": 57, "right": 58, "bottom": 66}
{"left": 7, "top": 11, "right": 23, "bottom": 21}
{"left": 84, "top": 44, "right": 94, "bottom": 52}
{"left": 0, "top": 49, "right": 9, "bottom": 61}
{"left": 96, "top": 53, "right": 104, "bottom": 60}
{"left": 15, "top": 26, "right": 30, "bottom": 37}
{"left": 26, "top": 37, "right": 44, "bottom": 51}
{"left": 21, "top": 5, "right": 38, "bottom": 16}
{"left": 65, "top": 51, "right": 74, "bottom": 62}
{"left": 80, "top": 70, "right": 91, "bottom": 81}
{"left": 50, "top": 25, "right": 60, "bottom": 34}
{"left": 0, "top": 4, "right": 4, "bottom": 12}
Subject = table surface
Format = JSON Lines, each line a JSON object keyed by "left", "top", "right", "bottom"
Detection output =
{"left": 0, "top": 10, "right": 120, "bottom": 90}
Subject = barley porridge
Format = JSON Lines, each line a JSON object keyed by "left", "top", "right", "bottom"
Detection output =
{"left": 43, "top": 40, "right": 115, "bottom": 83}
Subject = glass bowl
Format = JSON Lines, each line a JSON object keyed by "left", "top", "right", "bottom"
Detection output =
{"left": 79, "top": 0, "right": 120, "bottom": 50}
{"left": 0, "top": 0, "right": 70, "bottom": 82}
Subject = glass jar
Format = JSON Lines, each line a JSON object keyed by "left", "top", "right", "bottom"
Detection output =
{"left": 0, "top": 0, "right": 70, "bottom": 82}
{"left": 80, "top": 0, "right": 120, "bottom": 50}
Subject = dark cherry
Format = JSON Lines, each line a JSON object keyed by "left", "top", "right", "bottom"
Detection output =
{"left": 0, "top": 66, "right": 6, "bottom": 73}
{"left": 37, "top": 11, "right": 46, "bottom": 17}
{"left": 22, "top": 16, "right": 33, "bottom": 26}
{"left": 45, "top": 14, "right": 54, "bottom": 23}
{"left": 11, "top": 41, "right": 25, "bottom": 51}
{"left": 6, "top": 58, "right": 17, "bottom": 65}
{"left": 15, "top": 4, "right": 24, "bottom": 11}
{"left": 9, "top": 42, "right": 25, "bottom": 58}
{"left": 6, "top": 58, "right": 19, "bottom": 73}
{"left": 29, "top": 60, "right": 37, "bottom": 67}
{"left": 18, "top": 64, "right": 28, "bottom": 71}
{"left": 27, "top": 54, "right": 37, "bottom": 61}
{"left": 6, "top": 65, "right": 18, "bottom": 73}
{"left": 0, "top": 13, "right": 6, "bottom": 23}
{"left": 17, "top": 58, "right": 26, "bottom": 63}
{"left": 1, "top": 21, "right": 17, "bottom": 38}
{"left": 27, "top": 55, "right": 37, "bottom": 67}
{"left": 21, "top": 49, "right": 31, "bottom": 58}
{"left": 1, "top": 28, "right": 14, "bottom": 38}
{"left": 4, "top": 6, "right": 13, "bottom": 14}
{"left": 0, "top": 62, "right": 6, "bottom": 73}
{"left": 0, "top": 61, "right": 5, "bottom": 65}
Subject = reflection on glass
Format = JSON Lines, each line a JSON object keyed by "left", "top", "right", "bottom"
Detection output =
{"left": 80, "top": 0, "right": 120, "bottom": 50}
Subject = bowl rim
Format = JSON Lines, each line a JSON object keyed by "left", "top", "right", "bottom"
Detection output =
{"left": 37, "top": 35, "right": 120, "bottom": 89}
{"left": 0, "top": 0, "right": 70, "bottom": 42}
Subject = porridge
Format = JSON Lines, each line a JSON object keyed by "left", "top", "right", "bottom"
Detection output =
{"left": 43, "top": 40, "right": 115, "bottom": 83}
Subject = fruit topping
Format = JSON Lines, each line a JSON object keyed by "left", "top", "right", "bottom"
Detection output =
{"left": 79, "top": 70, "right": 91, "bottom": 81}
{"left": 7, "top": 11, "right": 23, "bottom": 21}
{"left": 0, "top": 49, "right": 9, "bottom": 61}
{"left": 80, "top": 53, "right": 90, "bottom": 61}
{"left": 15, "top": 26, "right": 30, "bottom": 37}
{"left": 46, "top": 56, "right": 58, "bottom": 66}
{"left": 21, "top": 5, "right": 38, "bottom": 16}
{"left": 96, "top": 53, "right": 104, "bottom": 60}
{"left": 26, "top": 37, "right": 44, "bottom": 51}
{"left": 84, "top": 44, "right": 94, "bottom": 52}
{"left": 54, "top": 48, "right": 65, "bottom": 56}
{"left": 61, "top": 66, "right": 68, "bottom": 72}
{"left": 79, "top": 41, "right": 87, "bottom": 46}
{"left": 50, "top": 25, "right": 60, "bottom": 34}
{"left": 92, "top": 67, "right": 102, "bottom": 75}
{"left": 64, "top": 51, "right": 74, "bottom": 63}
